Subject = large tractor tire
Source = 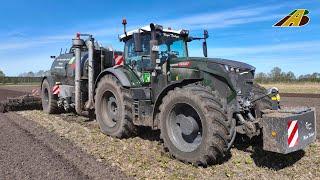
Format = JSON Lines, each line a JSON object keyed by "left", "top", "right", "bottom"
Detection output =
{"left": 252, "top": 83, "right": 273, "bottom": 118}
{"left": 94, "top": 75, "right": 137, "bottom": 138}
{"left": 41, "top": 79, "right": 59, "bottom": 114}
{"left": 159, "top": 85, "right": 236, "bottom": 166}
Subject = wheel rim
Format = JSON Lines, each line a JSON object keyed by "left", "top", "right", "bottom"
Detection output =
{"left": 167, "top": 103, "right": 203, "bottom": 152}
{"left": 101, "top": 91, "right": 119, "bottom": 127}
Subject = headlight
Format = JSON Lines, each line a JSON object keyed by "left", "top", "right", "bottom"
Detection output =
{"left": 224, "top": 65, "right": 240, "bottom": 73}
{"left": 224, "top": 65, "right": 229, "bottom": 71}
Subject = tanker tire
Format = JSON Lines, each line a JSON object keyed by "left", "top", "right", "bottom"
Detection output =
{"left": 95, "top": 75, "right": 137, "bottom": 138}
{"left": 252, "top": 83, "right": 273, "bottom": 118}
{"left": 41, "top": 79, "right": 59, "bottom": 114}
{"left": 159, "top": 85, "right": 235, "bottom": 166}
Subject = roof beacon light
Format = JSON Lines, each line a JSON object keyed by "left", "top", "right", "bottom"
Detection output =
{"left": 122, "top": 18, "right": 128, "bottom": 37}
{"left": 122, "top": 18, "right": 127, "bottom": 25}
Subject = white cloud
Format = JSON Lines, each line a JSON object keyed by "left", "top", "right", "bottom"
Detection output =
{"left": 208, "top": 41, "right": 320, "bottom": 56}
{"left": 159, "top": 3, "right": 291, "bottom": 30}
{"left": 0, "top": 2, "right": 294, "bottom": 51}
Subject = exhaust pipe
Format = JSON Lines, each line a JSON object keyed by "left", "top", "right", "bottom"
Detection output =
{"left": 85, "top": 38, "right": 95, "bottom": 110}
{"left": 72, "top": 34, "right": 86, "bottom": 115}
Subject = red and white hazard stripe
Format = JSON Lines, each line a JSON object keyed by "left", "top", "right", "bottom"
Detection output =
{"left": 31, "top": 88, "right": 40, "bottom": 96}
{"left": 52, "top": 85, "right": 60, "bottom": 95}
{"left": 288, "top": 120, "right": 299, "bottom": 148}
{"left": 114, "top": 55, "right": 124, "bottom": 66}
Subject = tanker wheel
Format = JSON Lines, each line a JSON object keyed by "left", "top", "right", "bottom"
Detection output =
{"left": 252, "top": 83, "right": 273, "bottom": 118}
{"left": 95, "top": 75, "right": 137, "bottom": 138}
{"left": 41, "top": 79, "right": 59, "bottom": 114}
{"left": 159, "top": 85, "right": 236, "bottom": 166}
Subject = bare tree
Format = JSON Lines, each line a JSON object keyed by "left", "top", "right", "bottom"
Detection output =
{"left": 0, "top": 69, "right": 5, "bottom": 77}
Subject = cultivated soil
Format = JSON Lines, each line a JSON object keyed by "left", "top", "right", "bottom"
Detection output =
{"left": 0, "top": 86, "right": 319, "bottom": 179}
{"left": 281, "top": 95, "right": 320, "bottom": 139}
{"left": 0, "top": 85, "right": 39, "bottom": 94}
{"left": 0, "top": 89, "right": 27, "bottom": 101}
{"left": 17, "top": 110, "right": 320, "bottom": 179}
{"left": 0, "top": 113, "right": 129, "bottom": 180}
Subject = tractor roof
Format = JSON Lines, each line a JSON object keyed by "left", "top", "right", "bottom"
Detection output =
{"left": 119, "top": 25, "right": 184, "bottom": 40}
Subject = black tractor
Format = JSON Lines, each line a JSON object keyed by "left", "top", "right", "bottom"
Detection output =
{"left": 41, "top": 20, "right": 316, "bottom": 166}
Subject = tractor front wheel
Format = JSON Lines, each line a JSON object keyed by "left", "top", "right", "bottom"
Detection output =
{"left": 95, "top": 75, "right": 137, "bottom": 138}
{"left": 159, "top": 85, "right": 235, "bottom": 166}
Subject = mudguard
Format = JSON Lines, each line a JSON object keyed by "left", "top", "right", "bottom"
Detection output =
{"left": 95, "top": 67, "right": 131, "bottom": 88}
{"left": 41, "top": 76, "right": 55, "bottom": 89}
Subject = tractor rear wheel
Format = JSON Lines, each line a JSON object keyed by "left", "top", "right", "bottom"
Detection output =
{"left": 95, "top": 75, "right": 137, "bottom": 138}
{"left": 159, "top": 85, "right": 235, "bottom": 166}
{"left": 41, "top": 79, "right": 59, "bottom": 114}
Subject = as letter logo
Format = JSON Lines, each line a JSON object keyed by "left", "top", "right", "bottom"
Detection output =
{"left": 274, "top": 9, "right": 310, "bottom": 27}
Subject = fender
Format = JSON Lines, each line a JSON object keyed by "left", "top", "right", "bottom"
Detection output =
{"left": 152, "top": 78, "right": 202, "bottom": 128}
{"left": 95, "top": 67, "right": 131, "bottom": 89}
{"left": 41, "top": 76, "right": 55, "bottom": 89}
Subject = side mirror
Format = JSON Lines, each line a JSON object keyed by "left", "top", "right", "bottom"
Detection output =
{"left": 204, "top": 30, "right": 209, "bottom": 39}
{"left": 203, "top": 41, "right": 208, "bottom": 57}
{"left": 133, "top": 32, "right": 142, "bottom": 52}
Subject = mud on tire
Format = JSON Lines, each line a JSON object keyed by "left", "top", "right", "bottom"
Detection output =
{"left": 95, "top": 75, "right": 137, "bottom": 138}
{"left": 159, "top": 85, "right": 236, "bottom": 166}
{"left": 41, "top": 79, "right": 59, "bottom": 114}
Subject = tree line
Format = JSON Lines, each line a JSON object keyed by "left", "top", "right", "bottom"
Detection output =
{"left": 0, "top": 76, "right": 42, "bottom": 84}
{"left": 1, "top": 67, "right": 320, "bottom": 84}
{"left": 0, "top": 69, "right": 43, "bottom": 84}
{"left": 0, "top": 69, "right": 50, "bottom": 78}
{"left": 18, "top": 70, "right": 50, "bottom": 77}
{"left": 255, "top": 67, "right": 320, "bottom": 83}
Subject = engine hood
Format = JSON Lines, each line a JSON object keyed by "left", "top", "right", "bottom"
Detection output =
{"left": 170, "top": 57, "right": 255, "bottom": 97}
{"left": 171, "top": 57, "right": 255, "bottom": 71}
{"left": 207, "top": 58, "right": 255, "bottom": 71}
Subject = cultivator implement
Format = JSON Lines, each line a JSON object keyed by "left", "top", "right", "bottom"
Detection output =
{"left": 0, "top": 89, "right": 42, "bottom": 113}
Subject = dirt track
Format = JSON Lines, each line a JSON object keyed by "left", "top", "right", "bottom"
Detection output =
{"left": 0, "top": 112, "right": 129, "bottom": 179}
{"left": 0, "top": 88, "right": 129, "bottom": 179}
{"left": 0, "top": 87, "right": 319, "bottom": 179}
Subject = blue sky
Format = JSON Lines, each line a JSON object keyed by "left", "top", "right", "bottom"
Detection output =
{"left": 0, "top": 0, "right": 319, "bottom": 76}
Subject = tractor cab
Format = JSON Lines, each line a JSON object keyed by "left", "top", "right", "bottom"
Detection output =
{"left": 121, "top": 26, "right": 188, "bottom": 78}
{"left": 119, "top": 20, "right": 208, "bottom": 86}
